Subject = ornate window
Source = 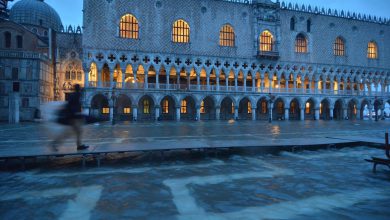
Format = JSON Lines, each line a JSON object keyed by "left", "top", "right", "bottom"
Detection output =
{"left": 162, "top": 100, "right": 169, "bottom": 114}
{"left": 172, "top": 19, "right": 190, "bottom": 43}
{"left": 143, "top": 100, "right": 150, "bottom": 114}
{"left": 119, "top": 14, "right": 139, "bottom": 39}
{"left": 295, "top": 34, "right": 307, "bottom": 53}
{"left": 181, "top": 100, "right": 187, "bottom": 113}
{"left": 260, "top": 30, "right": 273, "bottom": 52}
{"left": 334, "top": 37, "right": 345, "bottom": 56}
{"left": 367, "top": 41, "right": 378, "bottom": 59}
{"left": 290, "top": 17, "right": 295, "bottom": 31}
{"left": 219, "top": 24, "right": 235, "bottom": 47}
{"left": 4, "top": 32, "right": 11, "bottom": 48}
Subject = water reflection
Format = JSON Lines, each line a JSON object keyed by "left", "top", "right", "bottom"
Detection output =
{"left": 271, "top": 125, "right": 281, "bottom": 136}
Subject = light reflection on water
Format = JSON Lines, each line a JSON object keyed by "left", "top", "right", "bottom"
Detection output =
{"left": 271, "top": 125, "right": 281, "bottom": 136}
{"left": 0, "top": 146, "right": 389, "bottom": 219}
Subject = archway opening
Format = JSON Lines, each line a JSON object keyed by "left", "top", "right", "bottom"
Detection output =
{"left": 320, "top": 99, "right": 330, "bottom": 120}
{"left": 238, "top": 98, "right": 252, "bottom": 120}
{"left": 304, "top": 99, "right": 315, "bottom": 120}
{"left": 256, "top": 98, "right": 268, "bottom": 120}
{"left": 91, "top": 94, "right": 109, "bottom": 121}
{"left": 138, "top": 95, "right": 155, "bottom": 121}
{"left": 220, "top": 97, "right": 234, "bottom": 120}
{"left": 347, "top": 100, "right": 358, "bottom": 120}
{"left": 333, "top": 99, "right": 344, "bottom": 120}
{"left": 181, "top": 96, "right": 196, "bottom": 120}
{"left": 116, "top": 95, "right": 132, "bottom": 121}
{"left": 160, "top": 96, "right": 176, "bottom": 120}
{"left": 289, "top": 98, "right": 300, "bottom": 120}
{"left": 200, "top": 96, "right": 216, "bottom": 120}
{"left": 273, "top": 98, "right": 284, "bottom": 120}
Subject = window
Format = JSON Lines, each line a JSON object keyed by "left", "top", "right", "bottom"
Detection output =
{"left": 22, "top": 98, "right": 29, "bottom": 108}
{"left": 181, "top": 100, "right": 187, "bottom": 113}
{"left": 334, "top": 37, "right": 345, "bottom": 56}
{"left": 4, "top": 32, "right": 11, "bottom": 48}
{"left": 367, "top": 41, "right": 378, "bottom": 59}
{"left": 219, "top": 24, "right": 235, "bottom": 47}
{"left": 172, "top": 19, "right": 190, "bottom": 43}
{"left": 261, "top": 101, "right": 267, "bottom": 114}
{"left": 260, "top": 30, "right": 273, "bottom": 52}
{"left": 124, "top": 107, "right": 131, "bottom": 114}
{"left": 162, "top": 99, "right": 169, "bottom": 114}
{"left": 248, "top": 102, "right": 252, "bottom": 114}
{"left": 143, "top": 99, "right": 150, "bottom": 114}
{"left": 290, "top": 17, "right": 295, "bottom": 31}
{"left": 16, "top": 35, "right": 23, "bottom": 48}
{"left": 77, "top": 71, "right": 83, "bottom": 81}
{"left": 119, "top": 14, "right": 139, "bottom": 39}
{"left": 12, "top": 68, "right": 18, "bottom": 80}
{"left": 307, "top": 19, "right": 311, "bottom": 32}
{"left": 200, "top": 101, "right": 205, "bottom": 113}
{"left": 295, "top": 34, "right": 307, "bottom": 53}
{"left": 305, "top": 102, "right": 310, "bottom": 114}
{"left": 231, "top": 102, "right": 234, "bottom": 114}
{"left": 65, "top": 71, "right": 71, "bottom": 80}
{"left": 102, "top": 108, "right": 109, "bottom": 114}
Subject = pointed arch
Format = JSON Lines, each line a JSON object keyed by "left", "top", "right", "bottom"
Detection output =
{"left": 119, "top": 14, "right": 139, "bottom": 39}
{"left": 172, "top": 19, "right": 190, "bottom": 43}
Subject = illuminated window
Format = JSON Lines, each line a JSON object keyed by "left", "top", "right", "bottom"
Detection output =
{"left": 319, "top": 103, "right": 322, "bottom": 115}
{"left": 120, "top": 14, "right": 139, "bottom": 39}
{"left": 261, "top": 101, "right": 267, "bottom": 114}
{"left": 200, "top": 101, "right": 205, "bottom": 113}
{"left": 124, "top": 107, "right": 131, "bottom": 114}
{"left": 260, "top": 30, "right": 273, "bottom": 52}
{"left": 220, "top": 24, "right": 235, "bottom": 47}
{"left": 353, "top": 105, "right": 357, "bottom": 115}
{"left": 143, "top": 100, "right": 150, "bottom": 114}
{"left": 231, "top": 102, "right": 234, "bottom": 114}
{"left": 305, "top": 102, "right": 310, "bottom": 114}
{"left": 102, "top": 108, "right": 109, "bottom": 114}
{"left": 248, "top": 102, "right": 252, "bottom": 114}
{"left": 367, "top": 41, "right": 378, "bottom": 59}
{"left": 181, "top": 100, "right": 187, "bottom": 113}
{"left": 334, "top": 37, "right": 345, "bottom": 56}
{"left": 295, "top": 34, "right": 307, "bottom": 53}
{"left": 162, "top": 99, "right": 169, "bottom": 114}
{"left": 172, "top": 19, "right": 190, "bottom": 43}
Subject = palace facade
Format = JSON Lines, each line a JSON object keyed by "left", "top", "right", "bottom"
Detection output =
{"left": 1, "top": 0, "right": 390, "bottom": 122}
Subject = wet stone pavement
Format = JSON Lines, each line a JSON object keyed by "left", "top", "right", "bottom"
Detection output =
{"left": 1, "top": 146, "right": 390, "bottom": 219}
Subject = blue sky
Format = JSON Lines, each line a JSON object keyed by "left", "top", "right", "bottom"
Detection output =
{"left": 8, "top": 0, "right": 390, "bottom": 26}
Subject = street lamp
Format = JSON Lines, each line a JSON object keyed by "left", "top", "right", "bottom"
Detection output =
{"left": 111, "top": 86, "right": 117, "bottom": 125}
{"left": 268, "top": 93, "right": 275, "bottom": 123}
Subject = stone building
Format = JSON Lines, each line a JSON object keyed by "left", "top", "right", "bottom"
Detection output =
{"left": 82, "top": 0, "right": 390, "bottom": 122}
{"left": 0, "top": 0, "right": 83, "bottom": 121}
{"left": 1, "top": 0, "right": 390, "bottom": 122}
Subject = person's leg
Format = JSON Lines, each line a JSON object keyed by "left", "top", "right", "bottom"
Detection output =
{"left": 51, "top": 126, "right": 72, "bottom": 151}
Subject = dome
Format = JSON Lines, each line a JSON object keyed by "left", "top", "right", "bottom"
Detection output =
{"left": 9, "top": 0, "right": 62, "bottom": 32}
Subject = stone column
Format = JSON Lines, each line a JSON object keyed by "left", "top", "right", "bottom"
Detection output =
{"left": 132, "top": 106, "right": 138, "bottom": 121}
{"left": 269, "top": 103, "right": 274, "bottom": 122}
{"left": 293, "top": 79, "right": 297, "bottom": 93}
{"left": 83, "top": 67, "right": 89, "bottom": 88}
{"left": 166, "top": 72, "right": 170, "bottom": 87}
{"left": 8, "top": 93, "right": 20, "bottom": 124}
{"left": 260, "top": 77, "right": 264, "bottom": 92}
{"left": 252, "top": 78, "right": 256, "bottom": 92}
{"left": 323, "top": 80, "right": 326, "bottom": 94}
{"left": 196, "top": 108, "right": 201, "bottom": 121}
{"left": 234, "top": 77, "right": 238, "bottom": 91}
{"left": 216, "top": 107, "right": 220, "bottom": 120}
{"left": 216, "top": 76, "right": 220, "bottom": 91}
{"left": 121, "top": 67, "right": 126, "bottom": 89}
{"left": 144, "top": 73, "right": 148, "bottom": 89}
{"left": 176, "top": 107, "right": 180, "bottom": 121}
{"left": 234, "top": 107, "right": 239, "bottom": 120}
{"left": 284, "top": 108, "right": 289, "bottom": 121}
{"left": 155, "top": 106, "right": 160, "bottom": 121}
{"left": 197, "top": 74, "right": 200, "bottom": 90}
{"left": 343, "top": 108, "right": 348, "bottom": 120}
{"left": 314, "top": 80, "right": 318, "bottom": 94}
{"left": 97, "top": 66, "right": 102, "bottom": 87}
{"left": 300, "top": 109, "right": 305, "bottom": 121}
{"left": 356, "top": 109, "right": 361, "bottom": 120}
{"left": 315, "top": 108, "right": 320, "bottom": 120}
{"left": 252, "top": 108, "right": 256, "bottom": 121}
{"left": 206, "top": 74, "right": 210, "bottom": 90}
{"left": 109, "top": 69, "right": 114, "bottom": 88}
{"left": 243, "top": 77, "right": 247, "bottom": 91}
{"left": 155, "top": 67, "right": 160, "bottom": 89}
{"left": 329, "top": 108, "right": 334, "bottom": 120}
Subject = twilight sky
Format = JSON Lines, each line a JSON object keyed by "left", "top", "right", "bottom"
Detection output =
{"left": 8, "top": 0, "right": 390, "bottom": 26}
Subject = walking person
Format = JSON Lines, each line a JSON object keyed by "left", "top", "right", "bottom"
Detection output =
{"left": 51, "top": 84, "right": 89, "bottom": 151}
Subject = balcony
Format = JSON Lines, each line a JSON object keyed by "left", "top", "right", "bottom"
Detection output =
{"left": 257, "top": 50, "right": 279, "bottom": 60}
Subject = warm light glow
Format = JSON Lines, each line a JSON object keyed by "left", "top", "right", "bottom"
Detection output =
{"left": 143, "top": 100, "right": 150, "bottom": 114}
{"left": 334, "top": 37, "right": 345, "bottom": 56}
{"left": 181, "top": 100, "right": 187, "bottom": 113}
{"left": 295, "top": 34, "right": 307, "bottom": 53}
{"left": 172, "top": 19, "right": 190, "bottom": 43}
{"left": 220, "top": 24, "right": 235, "bottom": 47}
{"left": 231, "top": 102, "right": 235, "bottom": 114}
{"left": 367, "top": 42, "right": 378, "bottom": 59}
{"left": 200, "top": 101, "right": 205, "bottom": 113}
{"left": 124, "top": 107, "right": 131, "bottom": 114}
{"left": 305, "top": 102, "right": 310, "bottom": 114}
{"left": 320, "top": 103, "right": 322, "bottom": 115}
{"left": 261, "top": 101, "right": 267, "bottom": 114}
{"left": 248, "top": 102, "right": 252, "bottom": 114}
{"left": 162, "top": 100, "right": 169, "bottom": 114}
{"left": 102, "top": 107, "right": 109, "bottom": 114}
{"left": 260, "top": 30, "right": 273, "bottom": 52}
{"left": 120, "top": 14, "right": 139, "bottom": 39}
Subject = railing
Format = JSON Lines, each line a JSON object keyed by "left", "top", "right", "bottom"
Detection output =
{"left": 86, "top": 82, "right": 389, "bottom": 97}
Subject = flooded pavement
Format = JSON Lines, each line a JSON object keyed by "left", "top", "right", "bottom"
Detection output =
{"left": 1, "top": 146, "right": 389, "bottom": 220}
